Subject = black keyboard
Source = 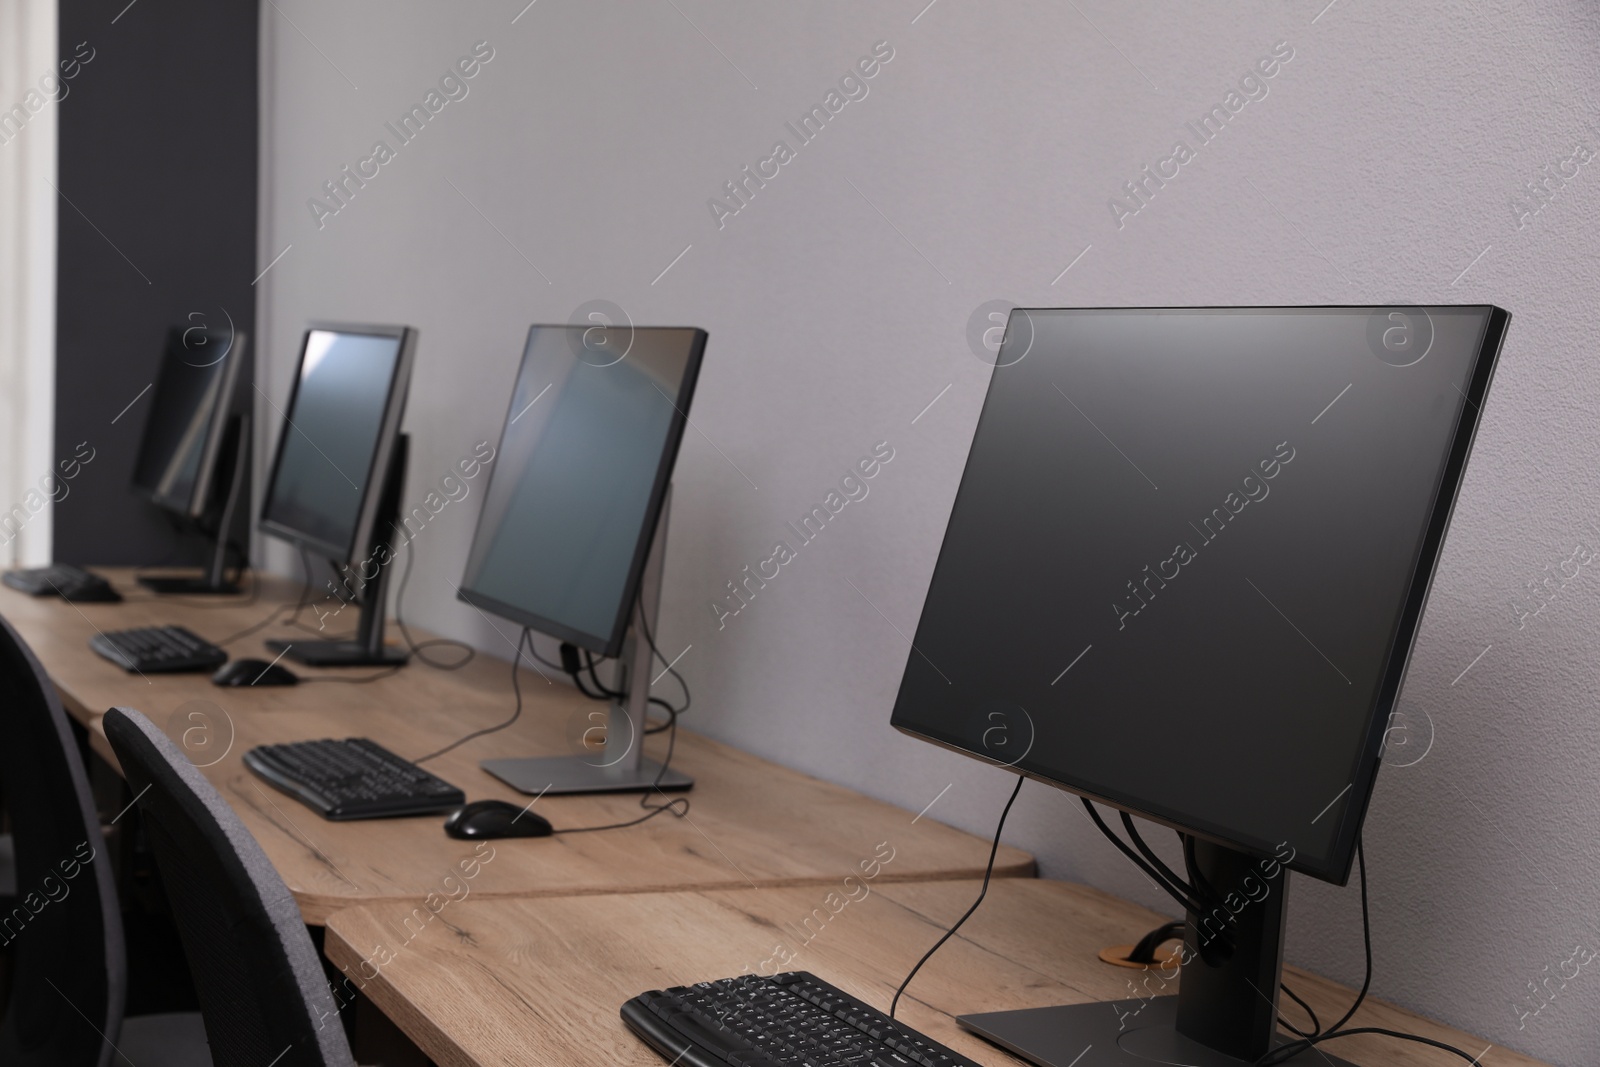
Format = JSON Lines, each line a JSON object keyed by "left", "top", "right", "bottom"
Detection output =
{"left": 244, "top": 738, "right": 465, "bottom": 820}
{"left": 622, "top": 971, "right": 981, "bottom": 1067}
{"left": 5, "top": 564, "right": 121, "bottom": 602}
{"left": 90, "top": 625, "right": 226, "bottom": 672}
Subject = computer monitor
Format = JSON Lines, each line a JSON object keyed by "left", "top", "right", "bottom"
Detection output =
{"left": 459, "top": 323, "right": 707, "bottom": 794}
{"left": 258, "top": 322, "right": 416, "bottom": 667}
{"left": 890, "top": 306, "right": 1510, "bottom": 1066}
{"left": 131, "top": 325, "right": 252, "bottom": 594}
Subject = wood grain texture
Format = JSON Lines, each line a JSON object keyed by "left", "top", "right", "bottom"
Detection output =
{"left": 324, "top": 879, "right": 1547, "bottom": 1067}
{"left": 1, "top": 569, "right": 1033, "bottom": 923}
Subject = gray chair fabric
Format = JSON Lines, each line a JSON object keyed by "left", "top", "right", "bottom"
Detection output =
{"left": 117, "top": 1013, "right": 216, "bottom": 1067}
{"left": 0, "top": 612, "right": 126, "bottom": 1067}
{"left": 0, "top": 612, "right": 210, "bottom": 1067}
{"left": 102, "top": 707, "right": 356, "bottom": 1067}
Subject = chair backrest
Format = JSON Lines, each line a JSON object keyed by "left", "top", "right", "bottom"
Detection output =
{"left": 102, "top": 707, "right": 356, "bottom": 1067}
{"left": 0, "top": 613, "right": 125, "bottom": 1067}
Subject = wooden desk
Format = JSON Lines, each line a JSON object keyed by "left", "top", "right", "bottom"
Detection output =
{"left": 325, "top": 879, "right": 1545, "bottom": 1067}
{"left": 0, "top": 569, "right": 1033, "bottom": 923}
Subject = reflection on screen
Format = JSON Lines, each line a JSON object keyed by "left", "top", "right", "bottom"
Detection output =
{"left": 461, "top": 326, "right": 700, "bottom": 648}
{"left": 890, "top": 307, "right": 1497, "bottom": 877}
{"left": 133, "top": 329, "right": 233, "bottom": 512}
{"left": 262, "top": 330, "right": 402, "bottom": 553}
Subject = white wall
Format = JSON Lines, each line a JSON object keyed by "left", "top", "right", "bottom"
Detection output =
{"left": 0, "top": 0, "right": 57, "bottom": 568}
{"left": 258, "top": 3, "right": 1600, "bottom": 1063}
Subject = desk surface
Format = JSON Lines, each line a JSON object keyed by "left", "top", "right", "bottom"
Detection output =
{"left": 2, "top": 569, "right": 1033, "bottom": 923}
{"left": 324, "top": 878, "right": 1545, "bottom": 1067}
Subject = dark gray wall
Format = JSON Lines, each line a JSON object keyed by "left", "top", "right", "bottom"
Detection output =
{"left": 54, "top": 0, "right": 258, "bottom": 565}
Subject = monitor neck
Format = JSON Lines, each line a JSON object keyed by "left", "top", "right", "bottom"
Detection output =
{"left": 601, "top": 485, "right": 671, "bottom": 775}
{"left": 269, "top": 434, "right": 411, "bottom": 668}
{"left": 204, "top": 411, "right": 252, "bottom": 589}
{"left": 350, "top": 432, "right": 409, "bottom": 661}
{"left": 477, "top": 486, "right": 692, "bottom": 795}
{"left": 959, "top": 838, "right": 1327, "bottom": 1066}
{"left": 1175, "top": 838, "right": 1291, "bottom": 1059}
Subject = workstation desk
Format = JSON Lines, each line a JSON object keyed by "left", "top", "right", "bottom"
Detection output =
{"left": 0, "top": 569, "right": 1034, "bottom": 924}
{"left": 325, "top": 879, "right": 1547, "bottom": 1067}
{"left": 1, "top": 570, "right": 1542, "bottom": 1067}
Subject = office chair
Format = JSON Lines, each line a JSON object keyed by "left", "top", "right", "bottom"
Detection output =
{"left": 102, "top": 706, "right": 358, "bottom": 1067}
{"left": 0, "top": 614, "right": 212, "bottom": 1067}
{"left": 0, "top": 612, "right": 127, "bottom": 1066}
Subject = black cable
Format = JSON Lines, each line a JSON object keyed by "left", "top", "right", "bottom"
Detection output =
{"left": 1123, "top": 813, "right": 1209, "bottom": 917}
{"left": 557, "top": 645, "right": 678, "bottom": 732}
{"left": 553, "top": 605, "right": 689, "bottom": 733}
{"left": 643, "top": 699, "right": 679, "bottom": 734}
{"left": 279, "top": 551, "right": 365, "bottom": 640}
{"left": 557, "top": 643, "right": 611, "bottom": 700}
{"left": 550, "top": 603, "right": 695, "bottom": 833}
{"left": 1097, "top": 814, "right": 1408, "bottom": 1057}
{"left": 526, "top": 640, "right": 567, "bottom": 676}
{"left": 411, "top": 628, "right": 530, "bottom": 764}
{"left": 552, "top": 711, "right": 690, "bottom": 834}
{"left": 891, "top": 776, "right": 1024, "bottom": 1019}
{"left": 1083, "top": 800, "right": 1208, "bottom": 917}
{"left": 1269, "top": 1028, "right": 1481, "bottom": 1064}
{"left": 635, "top": 609, "right": 691, "bottom": 733}
{"left": 387, "top": 533, "right": 475, "bottom": 670}
{"left": 583, "top": 649, "right": 625, "bottom": 698}
{"left": 1089, "top": 822, "right": 1309, "bottom": 1044}
{"left": 636, "top": 605, "right": 691, "bottom": 719}
{"left": 1255, "top": 840, "right": 1474, "bottom": 1066}
{"left": 581, "top": 648, "right": 682, "bottom": 732}
{"left": 213, "top": 556, "right": 316, "bottom": 647}
{"left": 1323, "top": 838, "right": 1373, "bottom": 1036}
{"left": 287, "top": 547, "right": 320, "bottom": 629}
{"left": 1277, "top": 982, "right": 1321, "bottom": 1040}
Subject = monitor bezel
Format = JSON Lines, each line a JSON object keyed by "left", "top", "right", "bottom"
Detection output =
{"left": 456, "top": 324, "right": 708, "bottom": 659}
{"left": 257, "top": 321, "right": 416, "bottom": 566}
{"left": 889, "top": 304, "right": 1511, "bottom": 886}
{"left": 133, "top": 326, "right": 248, "bottom": 520}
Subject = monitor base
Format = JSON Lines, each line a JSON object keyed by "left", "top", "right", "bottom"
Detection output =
{"left": 137, "top": 574, "right": 242, "bottom": 595}
{"left": 960, "top": 997, "right": 1356, "bottom": 1067}
{"left": 480, "top": 755, "right": 693, "bottom": 796}
{"left": 265, "top": 638, "right": 408, "bottom": 668}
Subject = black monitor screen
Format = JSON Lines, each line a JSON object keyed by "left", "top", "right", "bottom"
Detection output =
{"left": 132, "top": 327, "right": 236, "bottom": 516}
{"left": 459, "top": 325, "right": 706, "bottom": 656}
{"left": 890, "top": 307, "right": 1506, "bottom": 883}
{"left": 260, "top": 328, "right": 404, "bottom": 558}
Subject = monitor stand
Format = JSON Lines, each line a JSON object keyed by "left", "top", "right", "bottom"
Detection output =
{"left": 266, "top": 434, "right": 410, "bottom": 668}
{"left": 481, "top": 489, "right": 693, "bottom": 796}
{"left": 958, "top": 841, "right": 1357, "bottom": 1066}
{"left": 139, "top": 413, "right": 250, "bottom": 596}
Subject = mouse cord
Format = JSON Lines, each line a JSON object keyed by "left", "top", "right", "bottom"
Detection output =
{"left": 890, "top": 775, "right": 1023, "bottom": 1019}
{"left": 410, "top": 627, "right": 531, "bottom": 764}
{"left": 551, "top": 710, "right": 689, "bottom": 834}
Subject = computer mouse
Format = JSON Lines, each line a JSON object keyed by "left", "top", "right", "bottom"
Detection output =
{"left": 444, "top": 799, "right": 553, "bottom": 839}
{"left": 212, "top": 658, "right": 300, "bottom": 687}
{"left": 58, "top": 575, "right": 122, "bottom": 603}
